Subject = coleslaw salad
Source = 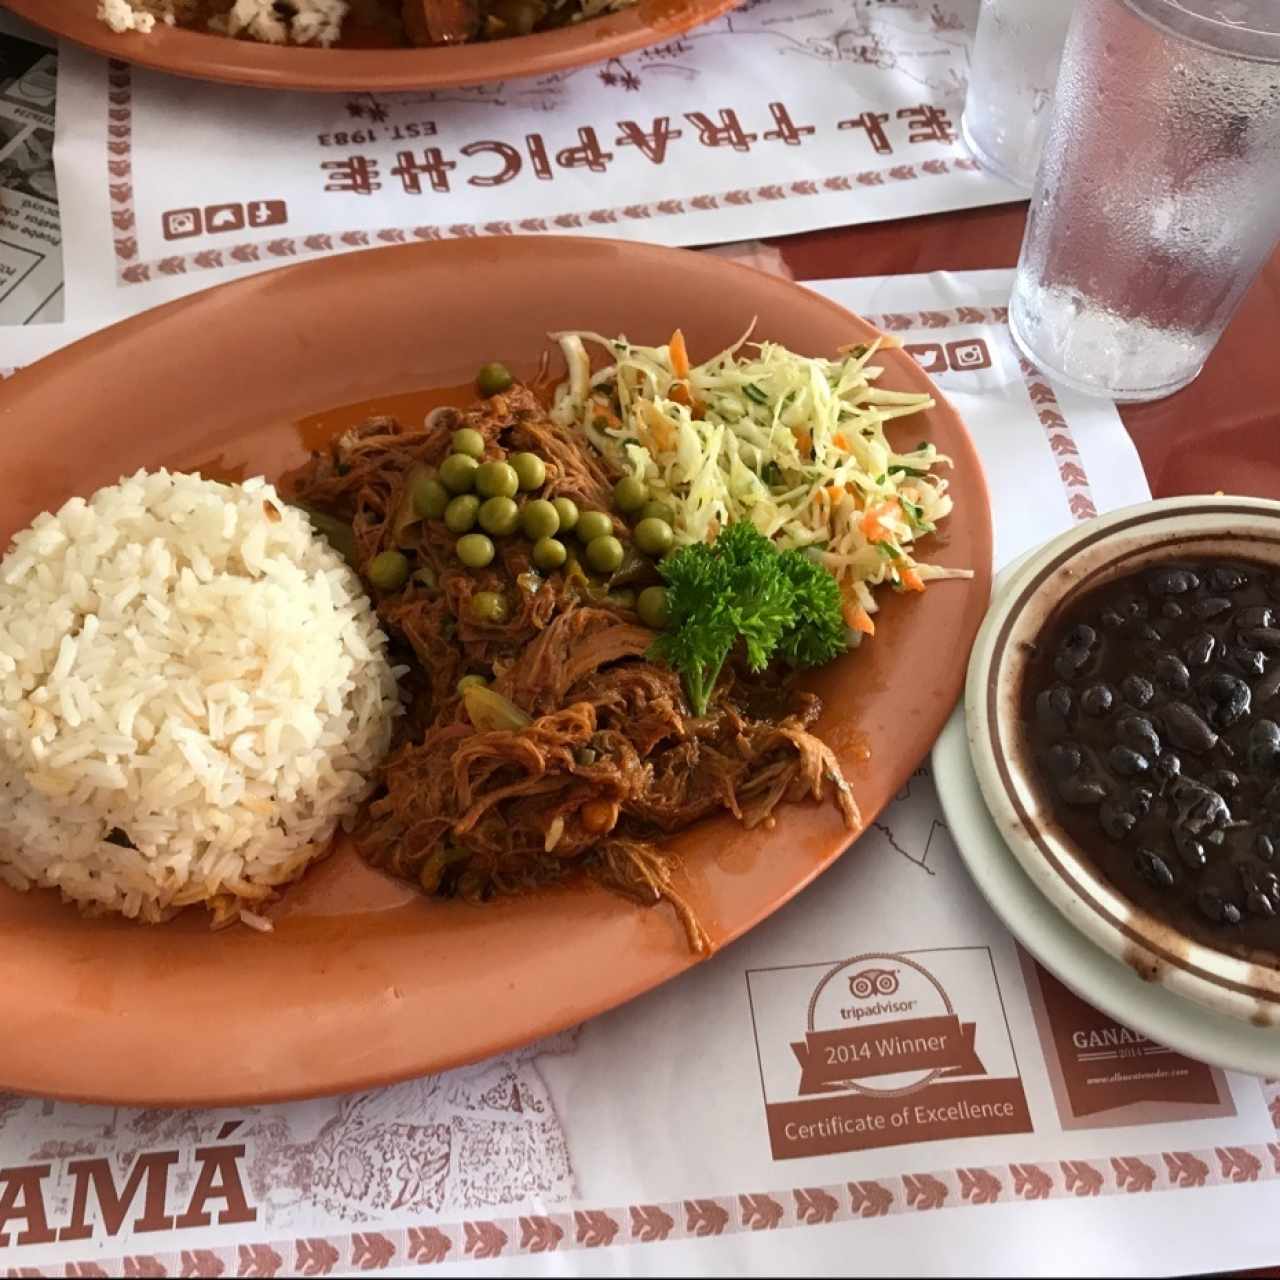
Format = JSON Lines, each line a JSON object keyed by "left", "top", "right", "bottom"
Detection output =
{"left": 549, "top": 325, "right": 970, "bottom": 637}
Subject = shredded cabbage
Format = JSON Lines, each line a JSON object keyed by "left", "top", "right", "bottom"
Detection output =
{"left": 549, "top": 326, "right": 970, "bottom": 637}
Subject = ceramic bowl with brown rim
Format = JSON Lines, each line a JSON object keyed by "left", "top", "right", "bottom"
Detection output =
{"left": 966, "top": 495, "right": 1280, "bottom": 1028}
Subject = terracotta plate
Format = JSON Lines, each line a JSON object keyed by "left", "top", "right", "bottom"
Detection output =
{"left": 5, "top": 0, "right": 740, "bottom": 92}
{"left": 0, "top": 238, "right": 992, "bottom": 1104}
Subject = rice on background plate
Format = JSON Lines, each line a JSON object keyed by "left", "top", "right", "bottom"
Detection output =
{"left": 0, "top": 469, "right": 399, "bottom": 928}
{"left": 97, "top": 0, "right": 351, "bottom": 46}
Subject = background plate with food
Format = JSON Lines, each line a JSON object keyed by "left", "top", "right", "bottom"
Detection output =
{"left": 4, "top": 0, "right": 741, "bottom": 90}
{"left": 0, "top": 237, "right": 991, "bottom": 1104}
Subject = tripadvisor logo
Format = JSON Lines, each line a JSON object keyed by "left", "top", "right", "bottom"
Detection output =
{"left": 793, "top": 951, "right": 983, "bottom": 1098}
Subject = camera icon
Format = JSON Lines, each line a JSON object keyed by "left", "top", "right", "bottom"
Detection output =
{"left": 945, "top": 338, "right": 993, "bottom": 372}
{"left": 162, "top": 208, "right": 202, "bottom": 240}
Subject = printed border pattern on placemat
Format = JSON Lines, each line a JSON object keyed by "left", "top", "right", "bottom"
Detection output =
{"left": 102, "top": 61, "right": 981, "bottom": 288}
{"left": 864, "top": 306, "right": 1099, "bottom": 524}
{"left": 39, "top": 1118, "right": 1280, "bottom": 1275}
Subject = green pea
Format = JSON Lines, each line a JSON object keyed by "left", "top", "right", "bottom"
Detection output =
{"left": 444, "top": 494, "right": 480, "bottom": 533}
{"left": 637, "top": 585, "right": 669, "bottom": 629}
{"left": 368, "top": 549, "right": 410, "bottom": 592}
{"left": 574, "top": 747, "right": 597, "bottom": 766}
{"left": 532, "top": 536, "right": 567, "bottom": 571}
{"left": 476, "top": 362, "right": 514, "bottom": 398}
{"left": 412, "top": 473, "right": 449, "bottom": 519}
{"left": 456, "top": 533, "right": 496, "bottom": 568}
{"left": 613, "top": 475, "right": 648, "bottom": 514}
{"left": 521, "top": 498, "right": 560, "bottom": 541}
{"left": 451, "top": 427, "right": 486, "bottom": 459}
{"left": 576, "top": 510, "right": 613, "bottom": 544}
{"left": 585, "top": 535, "right": 624, "bottom": 574}
{"left": 476, "top": 461, "right": 519, "bottom": 499}
{"left": 457, "top": 674, "right": 488, "bottom": 694}
{"left": 634, "top": 516, "right": 674, "bottom": 558}
{"left": 479, "top": 496, "right": 519, "bottom": 537}
{"left": 440, "top": 453, "right": 479, "bottom": 493}
{"left": 641, "top": 499, "right": 676, "bottom": 524}
{"left": 470, "top": 589, "right": 508, "bottom": 623}
{"left": 511, "top": 452, "right": 547, "bottom": 491}
{"left": 552, "top": 497, "right": 579, "bottom": 533}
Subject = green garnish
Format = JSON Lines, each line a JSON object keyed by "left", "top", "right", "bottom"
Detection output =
{"left": 743, "top": 383, "right": 769, "bottom": 405}
{"left": 650, "top": 522, "right": 847, "bottom": 716}
{"left": 899, "top": 497, "right": 935, "bottom": 533}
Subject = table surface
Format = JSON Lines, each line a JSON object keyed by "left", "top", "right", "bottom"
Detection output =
{"left": 768, "top": 203, "right": 1280, "bottom": 504}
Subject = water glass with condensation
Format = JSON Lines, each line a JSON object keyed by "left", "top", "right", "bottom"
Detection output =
{"left": 960, "top": 0, "right": 1077, "bottom": 189}
{"left": 1009, "top": 0, "right": 1280, "bottom": 402}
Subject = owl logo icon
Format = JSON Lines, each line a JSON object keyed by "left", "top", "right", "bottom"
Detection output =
{"left": 848, "top": 967, "right": 899, "bottom": 999}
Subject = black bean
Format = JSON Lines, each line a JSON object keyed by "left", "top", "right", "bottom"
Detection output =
{"left": 1248, "top": 719, "right": 1280, "bottom": 772}
{"left": 1112, "top": 595, "right": 1149, "bottom": 623}
{"left": 1265, "top": 781, "right": 1280, "bottom": 816}
{"left": 1176, "top": 829, "right": 1207, "bottom": 868}
{"left": 1229, "top": 645, "right": 1267, "bottom": 678}
{"left": 1046, "top": 742, "right": 1083, "bottom": 778}
{"left": 1257, "top": 833, "right": 1277, "bottom": 862}
{"left": 1107, "top": 745, "right": 1150, "bottom": 778}
{"left": 1116, "top": 714, "right": 1162, "bottom": 759}
{"left": 1161, "top": 600, "right": 1184, "bottom": 620}
{"left": 1182, "top": 632, "right": 1216, "bottom": 668}
{"left": 1247, "top": 890, "right": 1276, "bottom": 918}
{"left": 1136, "top": 623, "right": 1165, "bottom": 646}
{"left": 1242, "top": 627, "right": 1280, "bottom": 651}
{"left": 1130, "top": 786, "right": 1155, "bottom": 818}
{"left": 1155, "top": 653, "right": 1191, "bottom": 693}
{"left": 1080, "top": 684, "right": 1115, "bottom": 717}
{"left": 1134, "top": 848, "right": 1175, "bottom": 888}
{"left": 1236, "top": 605, "right": 1274, "bottom": 631}
{"left": 1202, "top": 769, "right": 1239, "bottom": 796}
{"left": 1058, "top": 777, "right": 1108, "bottom": 807}
{"left": 1054, "top": 648, "right": 1091, "bottom": 679}
{"left": 1121, "top": 674, "right": 1155, "bottom": 708}
{"left": 1100, "top": 606, "right": 1126, "bottom": 630}
{"left": 1171, "top": 779, "right": 1232, "bottom": 833}
{"left": 1064, "top": 623, "right": 1097, "bottom": 650}
{"left": 1054, "top": 625, "right": 1098, "bottom": 679}
{"left": 1161, "top": 701, "right": 1219, "bottom": 753}
{"left": 1035, "top": 686, "right": 1073, "bottom": 727}
{"left": 1269, "top": 573, "right": 1280, "bottom": 601}
{"left": 1207, "top": 565, "right": 1249, "bottom": 593}
{"left": 1155, "top": 752, "right": 1182, "bottom": 782}
{"left": 1198, "top": 672, "right": 1251, "bottom": 729}
{"left": 1192, "top": 595, "right": 1233, "bottom": 620}
{"left": 1099, "top": 799, "right": 1137, "bottom": 841}
{"left": 1147, "top": 567, "right": 1200, "bottom": 596}
{"left": 1197, "top": 890, "right": 1243, "bottom": 926}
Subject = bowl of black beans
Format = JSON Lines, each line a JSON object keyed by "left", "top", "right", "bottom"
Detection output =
{"left": 966, "top": 495, "right": 1280, "bottom": 1026}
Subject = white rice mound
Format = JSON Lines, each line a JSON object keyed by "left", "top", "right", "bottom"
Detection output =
{"left": 0, "top": 469, "right": 399, "bottom": 927}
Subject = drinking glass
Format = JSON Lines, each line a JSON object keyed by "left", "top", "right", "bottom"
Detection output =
{"left": 960, "top": 0, "right": 1077, "bottom": 189}
{"left": 1009, "top": 0, "right": 1280, "bottom": 402}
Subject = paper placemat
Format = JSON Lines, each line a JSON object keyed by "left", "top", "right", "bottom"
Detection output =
{"left": 0, "top": 9, "right": 61, "bottom": 325}
{"left": 8, "top": 269, "right": 1274, "bottom": 1280}
{"left": 40, "top": 0, "right": 1023, "bottom": 329}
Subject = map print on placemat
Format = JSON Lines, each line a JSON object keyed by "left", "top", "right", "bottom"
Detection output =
{"left": 0, "top": 1032, "right": 578, "bottom": 1245}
